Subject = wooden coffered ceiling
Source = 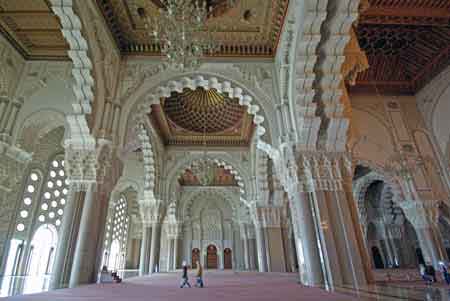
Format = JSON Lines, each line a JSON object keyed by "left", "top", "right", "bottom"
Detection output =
{"left": 149, "top": 87, "right": 254, "bottom": 147}
{"left": 0, "top": 0, "right": 69, "bottom": 60}
{"left": 96, "top": 0, "right": 289, "bottom": 57}
{"left": 352, "top": 0, "right": 450, "bottom": 95}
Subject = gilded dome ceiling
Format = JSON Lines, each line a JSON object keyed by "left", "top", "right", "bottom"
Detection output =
{"left": 163, "top": 88, "right": 246, "bottom": 134}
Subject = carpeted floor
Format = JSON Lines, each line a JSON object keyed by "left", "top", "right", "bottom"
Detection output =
{"left": 1, "top": 271, "right": 362, "bottom": 301}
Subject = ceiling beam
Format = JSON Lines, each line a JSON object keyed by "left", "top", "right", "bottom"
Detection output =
{"left": 360, "top": 7, "right": 450, "bottom": 26}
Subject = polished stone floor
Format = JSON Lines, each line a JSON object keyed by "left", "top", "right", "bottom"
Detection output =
{"left": 1, "top": 271, "right": 450, "bottom": 301}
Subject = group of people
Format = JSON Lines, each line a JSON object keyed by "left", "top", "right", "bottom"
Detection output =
{"left": 419, "top": 262, "right": 450, "bottom": 285}
{"left": 180, "top": 260, "right": 204, "bottom": 288}
{"left": 98, "top": 266, "right": 123, "bottom": 283}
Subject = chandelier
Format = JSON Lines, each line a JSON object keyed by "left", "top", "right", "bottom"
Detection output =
{"left": 138, "top": 0, "right": 235, "bottom": 70}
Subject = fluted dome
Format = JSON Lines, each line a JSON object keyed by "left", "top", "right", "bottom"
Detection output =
{"left": 163, "top": 87, "right": 245, "bottom": 133}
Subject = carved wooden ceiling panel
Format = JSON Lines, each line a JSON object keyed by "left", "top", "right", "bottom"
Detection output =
{"left": 352, "top": 0, "right": 450, "bottom": 94}
{"left": 149, "top": 87, "right": 254, "bottom": 147}
{"left": 96, "top": 0, "right": 289, "bottom": 57}
{"left": 179, "top": 166, "right": 238, "bottom": 186}
{"left": 0, "top": 0, "right": 69, "bottom": 60}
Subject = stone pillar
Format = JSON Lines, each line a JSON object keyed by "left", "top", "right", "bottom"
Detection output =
{"left": 256, "top": 207, "right": 286, "bottom": 272}
{"left": 149, "top": 223, "right": 162, "bottom": 273}
{"left": 166, "top": 238, "right": 174, "bottom": 272}
{"left": 254, "top": 223, "right": 268, "bottom": 272}
{"left": 69, "top": 184, "right": 100, "bottom": 288}
{"left": 240, "top": 225, "right": 250, "bottom": 270}
{"left": 400, "top": 200, "right": 448, "bottom": 268}
{"left": 139, "top": 226, "right": 150, "bottom": 275}
{"left": 290, "top": 154, "right": 369, "bottom": 288}
{"left": 247, "top": 227, "right": 257, "bottom": 270}
{"left": 50, "top": 184, "right": 86, "bottom": 289}
{"left": 288, "top": 189, "right": 324, "bottom": 286}
{"left": 173, "top": 237, "right": 179, "bottom": 270}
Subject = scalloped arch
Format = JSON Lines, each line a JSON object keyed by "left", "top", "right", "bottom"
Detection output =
{"left": 166, "top": 154, "right": 253, "bottom": 207}
{"left": 121, "top": 74, "right": 277, "bottom": 157}
{"left": 181, "top": 189, "right": 238, "bottom": 221}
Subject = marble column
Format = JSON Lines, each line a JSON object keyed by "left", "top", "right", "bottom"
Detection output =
{"left": 259, "top": 207, "right": 286, "bottom": 272}
{"left": 166, "top": 238, "right": 174, "bottom": 272}
{"left": 254, "top": 224, "right": 267, "bottom": 272}
{"left": 400, "top": 200, "right": 447, "bottom": 268}
{"left": 69, "top": 184, "right": 99, "bottom": 288}
{"left": 173, "top": 237, "right": 179, "bottom": 270}
{"left": 288, "top": 189, "right": 324, "bottom": 286}
{"left": 149, "top": 223, "right": 162, "bottom": 273}
{"left": 240, "top": 225, "right": 250, "bottom": 270}
{"left": 50, "top": 185, "right": 85, "bottom": 289}
{"left": 139, "top": 226, "right": 150, "bottom": 275}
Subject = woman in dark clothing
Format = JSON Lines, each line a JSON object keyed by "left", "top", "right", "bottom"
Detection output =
{"left": 180, "top": 261, "right": 191, "bottom": 288}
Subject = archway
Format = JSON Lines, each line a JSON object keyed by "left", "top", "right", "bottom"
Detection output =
{"left": 206, "top": 245, "right": 218, "bottom": 269}
{"left": 192, "top": 248, "right": 200, "bottom": 269}
{"left": 108, "top": 240, "right": 120, "bottom": 271}
{"left": 224, "top": 248, "right": 232, "bottom": 269}
{"left": 28, "top": 224, "right": 58, "bottom": 276}
{"left": 371, "top": 246, "right": 384, "bottom": 269}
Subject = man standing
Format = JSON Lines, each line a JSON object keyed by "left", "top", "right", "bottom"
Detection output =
{"left": 195, "top": 261, "right": 204, "bottom": 288}
{"left": 180, "top": 261, "right": 191, "bottom": 288}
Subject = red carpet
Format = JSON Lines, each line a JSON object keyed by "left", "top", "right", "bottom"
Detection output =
{"left": 2, "top": 271, "right": 360, "bottom": 301}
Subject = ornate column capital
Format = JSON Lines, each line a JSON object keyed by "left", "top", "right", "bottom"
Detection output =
{"left": 139, "top": 199, "right": 164, "bottom": 225}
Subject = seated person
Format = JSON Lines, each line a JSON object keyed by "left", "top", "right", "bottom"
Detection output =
{"left": 98, "top": 266, "right": 114, "bottom": 283}
{"left": 419, "top": 264, "right": 433, "bottom": 284}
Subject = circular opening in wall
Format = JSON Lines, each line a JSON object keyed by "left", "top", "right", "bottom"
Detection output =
{"left": 62, "top": 188, "right": 68, "bottom": 195}
{"left": 16, "top": 224, "right": 25, "bottom": 232}
{"left": 23, "top": 197, "right": 32, "bottom": 205}
{"left": 55, "top": 219, "right": 61, "bottom": 226}
{"left": 20, "top": 210, "right": 28, "bottom": 218}
{"left": 47, "top": 181, "right": 54, "bottom": 188}
{"left": 61, "top": 160, "right": 65, "bottom": 166}
{"left": 38, "top": 215, "right": 45, "bottom": 222}
{"left": 49, "top": 212, "right": 55, "bottom": 219}
{"left": 54, "top": 190, "right": 60, "bottom": 197}
{"left": 51, "top": 201, "right": 57, "bottom": 208}
{"left": 41, "top": 203, "right": 48, "bottom": 211}
{"left": 59, "top": 170, "right": 65, "bottom": 177}
{"left": 57, "top": 209, "right": 63, "bottom": 216}
{"left": 56, "top": 180, "right": 62, "bottom": 187}
{"left": 60, "top": 198, "right": 66, "bottom": 205}
{"left": 27, "top": 185, "right": 35, "bottom": 193}
{"left": 50, "top": 171, "right": 56, "bottom": 178}
{"left": 52, "top": 161, "right": 59, "bottom": 168}
{"left": 44, "top": 192, "right": 51, "bottom": 199}
{"left": 30, "top": 173, "right": 39, "bottom": 181}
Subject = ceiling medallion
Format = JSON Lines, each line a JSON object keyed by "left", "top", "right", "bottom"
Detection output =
{"left": 138, "top": 0, "right": 237, "bottom": 70}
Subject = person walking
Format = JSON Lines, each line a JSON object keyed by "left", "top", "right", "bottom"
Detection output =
{"left": 180, "top": 261, "right": 191, "bottom": 288}
{"left": 195, "top": 260, "right": 204, "bottom": 288}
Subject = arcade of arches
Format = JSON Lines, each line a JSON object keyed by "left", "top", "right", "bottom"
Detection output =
{"left": 1, "top": 0, "right": 450, "bottom": 300}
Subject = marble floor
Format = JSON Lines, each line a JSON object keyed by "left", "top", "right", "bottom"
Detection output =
{"left": 1, "top": 271, "right": 450, "bottom": 301}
